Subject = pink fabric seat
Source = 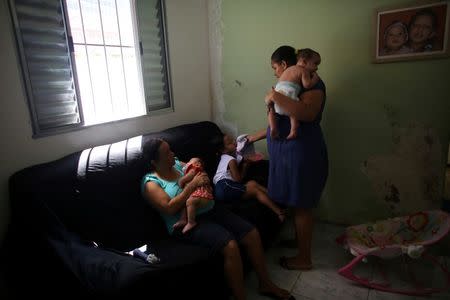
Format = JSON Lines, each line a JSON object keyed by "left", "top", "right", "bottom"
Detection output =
{"left": 337, "top": 210, "right": 450, "bottom": 296}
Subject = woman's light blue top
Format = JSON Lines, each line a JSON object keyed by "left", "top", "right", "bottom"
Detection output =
{"left": 141, "top": 159, "right": 214, "bottom": 234}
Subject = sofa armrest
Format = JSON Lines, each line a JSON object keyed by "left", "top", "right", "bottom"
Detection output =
{"left": 36, "top": 225, "right": 227, "bottom": 298}
{"left": 47, "top": 233, "right": 154, "bottom": 294}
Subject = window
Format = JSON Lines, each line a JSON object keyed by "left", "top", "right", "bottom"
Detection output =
{"left": 66, "top": 0, "right": 145, "bottom": 125}
{"left": 8, "top": 0, "right": 171, "bottom": 136}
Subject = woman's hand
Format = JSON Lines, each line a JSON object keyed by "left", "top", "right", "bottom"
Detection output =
{"left": 269, "top": 87, "right": 324, "bottom": 122}
{"left": 265, "top": 87, "right": 275, "bottom": 105}
{"left": 205, "top": 185, "right": 213, "bottom": 194}
{"left": 247, "top": 129, "right": 267, "bottom": 143}
{"left": 189, "top": 172, "right": 210, "bottom": 189}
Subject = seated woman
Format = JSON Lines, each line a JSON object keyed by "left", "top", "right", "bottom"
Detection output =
{"left": 141, "top": 138, "right": 294, "bottom": 300}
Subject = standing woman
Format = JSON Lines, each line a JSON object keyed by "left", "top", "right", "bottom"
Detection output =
{"left": 249, "top": 46, "right": 328, "bottom": 270}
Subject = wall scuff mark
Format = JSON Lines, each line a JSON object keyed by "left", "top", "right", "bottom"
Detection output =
{"left": 362, "top": 123, "right": 443, "bottom": 216}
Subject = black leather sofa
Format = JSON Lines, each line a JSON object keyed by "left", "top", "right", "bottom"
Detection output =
{"left": 3, "top": 121, "right": 280, "bottom": 299}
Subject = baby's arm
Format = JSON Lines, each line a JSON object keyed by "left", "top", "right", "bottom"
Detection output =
{"left": 301, "top": 70, "right": 320, "bottom": 89}
{"left": 228, "top": 158, "right": 249, "bottom": 183}
{"left": 178, "top": 170, "right": 196, "bottom": 188}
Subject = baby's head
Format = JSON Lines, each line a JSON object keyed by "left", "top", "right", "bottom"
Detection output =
{"left": 221, "top": 134, "right": 237, "bottom": 155}
{"left": 188, "top": 157, "right": 203, "bottom": 168}
{"left": 384, "top": 21, "right": 408, "bottom": 51}
{"left": 296, "top": 48, "right": 321, "bottom": 73}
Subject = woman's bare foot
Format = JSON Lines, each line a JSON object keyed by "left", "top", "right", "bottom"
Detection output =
{"left": 259, "top": 281, "right": 293, "bottom": 299}
{"left": 279, "top": 256, "right": 312, "bottom": 271}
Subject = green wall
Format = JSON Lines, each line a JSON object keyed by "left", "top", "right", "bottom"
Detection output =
{"left": 219, "top": 0, "right": 450, "bottom": 224}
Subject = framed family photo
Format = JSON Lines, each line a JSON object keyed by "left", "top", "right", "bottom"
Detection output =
{"left": 373, "top": 1, "right": 450, "bottom": 63}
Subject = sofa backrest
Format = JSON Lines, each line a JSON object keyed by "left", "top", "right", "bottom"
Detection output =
{"left": 9, "top": 121, "right": 224, "bottom": 251}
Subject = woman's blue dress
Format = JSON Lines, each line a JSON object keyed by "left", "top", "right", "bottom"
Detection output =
{"left": 267, "top": 80, "right": 328, "bottom": 208}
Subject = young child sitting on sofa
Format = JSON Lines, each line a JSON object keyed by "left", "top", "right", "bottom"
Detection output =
{"left": 174, "top": 157, "right": 214, "bottom": 233}
{"left": 213, "top": 134, "right": 285, "bottom": 222}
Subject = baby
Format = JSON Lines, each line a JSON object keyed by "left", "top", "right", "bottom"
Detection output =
{"left": 174, "top": 157, "right": 214, "bottom": 233}
{"left": 379, "top": 21, "right": 410, "bottom": 55}
{"left": 269, "top": 48, "right": 321, "bottom": 139}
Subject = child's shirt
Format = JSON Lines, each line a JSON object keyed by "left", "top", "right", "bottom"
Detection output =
{"left": 213, "top": 154, "right": 236, "bottom": 185}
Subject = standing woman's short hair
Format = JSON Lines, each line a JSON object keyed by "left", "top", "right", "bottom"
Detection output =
{"left": 271, "top": 45, "right": 297, "bottom": 66}
{"left": 142, "top": 138, "right": 164, "bottom": 172}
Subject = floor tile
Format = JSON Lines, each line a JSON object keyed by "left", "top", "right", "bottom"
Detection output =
{"left": 292, "top": 265, "right": 370, "bottom": 300}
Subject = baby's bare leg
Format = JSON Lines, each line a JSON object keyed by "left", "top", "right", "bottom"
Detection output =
{"left": 173, "top": 207, "right": 187, "bottom": 230}
{"left": 243, "top": 180, "right": 285, "bottom": 222}
{"left": 182, "top": 197, "right": 203, "bottom": 234}
{"left": 286, "top": 116, "right": 299, "bottom": 140}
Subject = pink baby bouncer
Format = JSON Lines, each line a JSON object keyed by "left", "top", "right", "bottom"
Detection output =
{"left": 337, "top": 210, "right": 450, "bottom": 296}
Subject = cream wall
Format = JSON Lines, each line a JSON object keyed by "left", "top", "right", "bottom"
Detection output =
{"left": 0, "top": 0, "right": 211, "bottom": 245}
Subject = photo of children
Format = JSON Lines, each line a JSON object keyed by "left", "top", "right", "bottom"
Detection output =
{"left": 375, "top": 2, "right": 449, "bottom": 61}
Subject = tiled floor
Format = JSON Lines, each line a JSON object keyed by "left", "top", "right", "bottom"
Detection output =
{"left": 245, "top": 220, "right": 450, "bottom": 300}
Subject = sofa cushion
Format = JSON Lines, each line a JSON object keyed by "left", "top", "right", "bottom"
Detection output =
{"left": 151, "top": 121, "right": 224, "bottom": 178}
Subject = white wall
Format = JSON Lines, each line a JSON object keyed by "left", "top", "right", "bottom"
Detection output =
{"left": 0, "top": 0, "right": 212, "bottom": 245}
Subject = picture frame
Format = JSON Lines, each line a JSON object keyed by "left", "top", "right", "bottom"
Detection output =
{"left": 373, "top": 1, "right": 450, "bottom": 63}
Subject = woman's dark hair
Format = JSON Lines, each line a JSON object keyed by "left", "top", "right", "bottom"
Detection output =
{"left": 142, "top": 138, "right": 164, "bottom": 172}
{"left": 271, "top": 45, "right": 297, "bottom": 66}
{"left": 297, "top": 48, "right": 320, "bottom": 61}
{"left": 211, "top": 133, "right": 225, "bottom": 156}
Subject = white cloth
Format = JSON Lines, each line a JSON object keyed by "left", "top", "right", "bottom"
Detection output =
{"left": 236, "top": 134, "right": 255, "bottom": 158}
{"left": 213, "top": 154, "right": 236, "bottom": 184}
{"left": 273, "top": 80, "right": 301, "bottom": 115}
